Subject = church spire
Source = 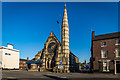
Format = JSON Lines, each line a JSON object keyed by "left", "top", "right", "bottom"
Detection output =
{"left": 61, "top": 3, "right": 70, "bottom": 73}
{"left": 64, "top": 3, "right": 66, "bottom": 9}
{"left": 62, "top": 3, "right": 69, "bottom": 27}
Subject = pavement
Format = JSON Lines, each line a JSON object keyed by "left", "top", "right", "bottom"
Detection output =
{"left": 1, "top": 70, "right": 120, "bottom": 80}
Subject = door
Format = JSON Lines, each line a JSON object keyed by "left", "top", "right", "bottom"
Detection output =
{"left": 99, "top": 62, "right": 103, "bottom": 72}
{"left": 116, "top": 62, "right": 120, "bottom": 73}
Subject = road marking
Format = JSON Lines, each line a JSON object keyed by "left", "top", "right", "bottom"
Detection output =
{"left": 61, "top": 77, "right": 67, "bottom": 78}
{"left": 7, "top": 77, "right": 17, "bottom": 79}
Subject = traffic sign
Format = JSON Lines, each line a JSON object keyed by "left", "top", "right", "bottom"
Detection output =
{"left": 58, "top": 65, "right": 64, "bottom": 69}
{"left": 60, "top": 62, "right": 62, "bottom": 65}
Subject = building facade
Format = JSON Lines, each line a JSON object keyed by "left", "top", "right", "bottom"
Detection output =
{"left": 26, "top": 4, "right": 79, "bottom": 72}
{"left": 32, "top": 31, "right": 79, "bottom": 72}
{"left": 90, "top": 31, "right": 120, "bottom": 74}
{"left": 19, "top": 57, "right": 35, "bottom": 70}
{"left": 19, "top": 58, "right": 28, "bottom": 70}
{"left": 0, "top": 44, "right": 19, "bottom": 69}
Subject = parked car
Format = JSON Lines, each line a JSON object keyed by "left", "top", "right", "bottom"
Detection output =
{"left": 81, "top": 65, "right": 90, "bottom": 73}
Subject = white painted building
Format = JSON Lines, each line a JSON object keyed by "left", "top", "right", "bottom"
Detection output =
{"left": 0, "top": 44, "right": 19, "bottom": 69}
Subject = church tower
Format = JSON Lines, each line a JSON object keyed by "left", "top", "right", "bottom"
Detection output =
{"left": 61, "top": 3, "right": 70, "bottom": 72}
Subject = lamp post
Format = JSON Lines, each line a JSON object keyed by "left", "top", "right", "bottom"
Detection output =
{"left": 57, "top": 21, "right": 62, "bottom": 73}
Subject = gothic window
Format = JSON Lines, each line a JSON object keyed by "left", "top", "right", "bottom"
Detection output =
{"left": 47, "top": 42, "right": 56, "bottom": 53}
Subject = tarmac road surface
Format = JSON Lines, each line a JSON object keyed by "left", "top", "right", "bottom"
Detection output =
{"left": 1, "top": 70, "right": 120, "bottom": 80}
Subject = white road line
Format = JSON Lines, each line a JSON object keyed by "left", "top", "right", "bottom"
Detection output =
{"left": 61, "top": 77, "right": 67, "bottom": 78}
{"left": 7, "top": 77, "right": 17, "bottom": 79}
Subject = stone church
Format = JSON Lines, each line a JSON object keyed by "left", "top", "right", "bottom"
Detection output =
{"left": 27, "top": 4, "right": 79, "bottom": 72}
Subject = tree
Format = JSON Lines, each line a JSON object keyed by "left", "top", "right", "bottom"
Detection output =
{"left": 79, "top": 62, "right": 83, "bottom": 67}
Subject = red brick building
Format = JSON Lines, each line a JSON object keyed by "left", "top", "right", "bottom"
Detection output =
{"left": 19, "top": 57, "right": 29, "bottom": 70}
{"left": 90, "top": 31, "right": 120, "bottom": 74}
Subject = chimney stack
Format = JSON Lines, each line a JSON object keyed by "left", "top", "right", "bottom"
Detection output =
{"left": 92, "top": 31, "right": 95, "bottom": 39}
{"left": 27, "top": 57, "right": 29, "bottom": 61}
{"left": 7, "top": 43, "right": 13, "bottom": 49}
{"left": 85, "top": 60, "right": 86, "bottom": 64}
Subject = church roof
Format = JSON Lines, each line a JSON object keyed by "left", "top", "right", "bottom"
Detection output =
{"left": 44, "top": 31, "right": 60, "bottom": 46}
{"left": 35, "top": 49, "right": 43, "bottom": 56}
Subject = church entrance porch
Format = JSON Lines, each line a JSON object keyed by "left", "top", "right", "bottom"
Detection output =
{"left": 45, "top": 58, "right": 56, "bottom": 72}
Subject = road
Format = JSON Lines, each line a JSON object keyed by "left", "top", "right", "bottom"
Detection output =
{"left": 1, "top": 70, "right": 120, "bottom": 80}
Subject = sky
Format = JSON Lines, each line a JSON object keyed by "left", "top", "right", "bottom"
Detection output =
{"left": 2, "top": 2, "right": 118, "bottom": 63}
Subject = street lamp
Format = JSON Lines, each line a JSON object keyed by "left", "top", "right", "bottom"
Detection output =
{"left": 57, "top": 21, "right": 62, "bottom": 73}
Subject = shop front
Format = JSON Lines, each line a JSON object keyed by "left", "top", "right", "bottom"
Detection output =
{"left": 114, "top": 60, "right": 120, "bottom": 74}
{"left": 26, "top": 60, "right": 43, "bottom": 71}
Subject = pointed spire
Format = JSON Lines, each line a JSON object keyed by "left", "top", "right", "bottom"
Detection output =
{"left": 64, "top": 3, "right": 66, "bottom": 9}
{"left": 49, "top": 31, "right": 53, "bottom": 36}
{"left": 62, "top": 3, "right": 69, "bottom": 27}
{"left": 61, "top": 3, "right": 70, "bottom": 72}
{"left": 51, "top": 30, "right": 53, "bottom": 33}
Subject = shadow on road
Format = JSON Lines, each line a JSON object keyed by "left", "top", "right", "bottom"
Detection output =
{"left": 43, "top": 74, "right": 69, "bottom": 80}
{"left": 2, "top": 79, "right": 18, "bottom": 80}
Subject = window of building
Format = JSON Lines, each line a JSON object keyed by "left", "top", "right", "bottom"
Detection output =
{"left": 101, "top": 42, "right": 106, "bottom": 47}
{"left": 103, "top": 62, "right": 107, "bottom": 71}
{"left": 115, "top": 40, "right": 120, "bottom": 45}
{"left": 115, "top": 48, "right": 120, "bottom": 57}
{"left": 5, "top": 53, "right": 11, "bottom": 55}
{"left": 101, "top": 62, "right": 109, "bottom": 71}
{"left": 101, "top": 50, "right": 107, "bottom": 58}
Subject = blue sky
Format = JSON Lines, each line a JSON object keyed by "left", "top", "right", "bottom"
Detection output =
{"left": 2, "top": 2, "right": 118, "bottom": 63}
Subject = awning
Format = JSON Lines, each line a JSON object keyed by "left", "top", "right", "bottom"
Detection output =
{"left": 26, "top": 60, "right": 43, "bottom": 64}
